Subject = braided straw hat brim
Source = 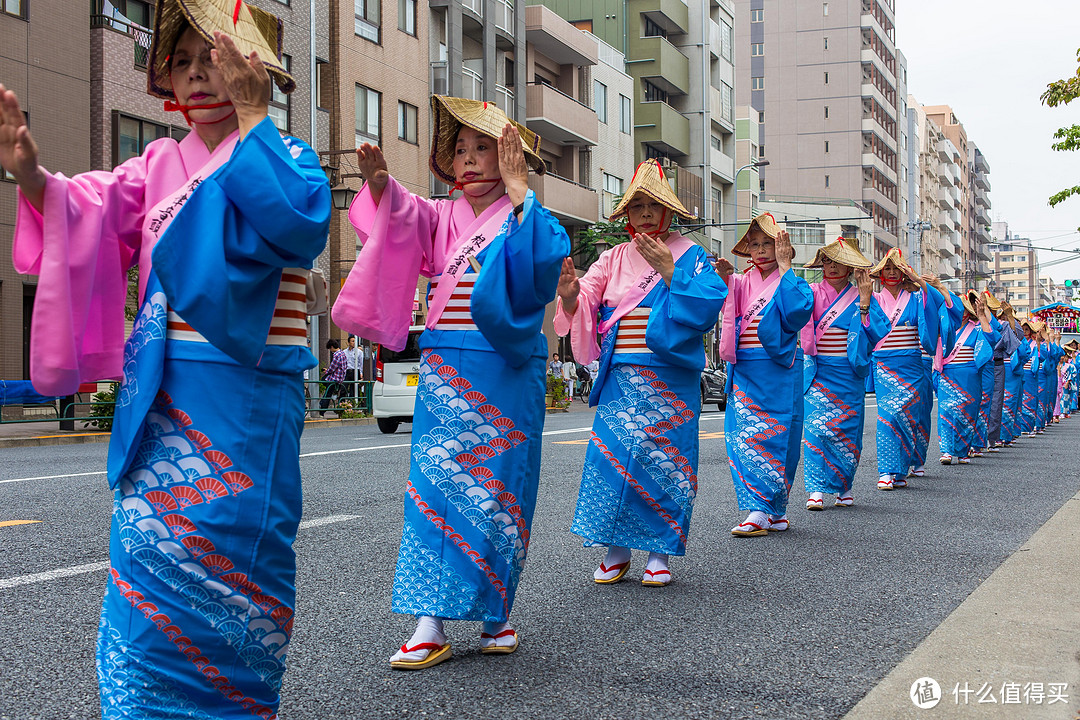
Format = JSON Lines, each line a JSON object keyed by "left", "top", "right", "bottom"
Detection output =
{"left": 804, "top": 237, "right": 872, "bottom": 269}
{"left": 961, "top": 291, "right": 979, "bottom": 318}
{"left": 983, "top": 291, "right": 1003, "bottom": 311}
{"left": 147, "top": 0, "right": 294, "bottom": 100}
{"left": 609, "top": 159, "right": 693, "bottom": 221}
{"left": 429, "top": 95, "right": 544, "bottom": 185}
{"left": 732, "top": 212, "right": 782, "bottom": 258}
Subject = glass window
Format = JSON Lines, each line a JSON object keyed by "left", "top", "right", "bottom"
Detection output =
{"left": 619, "top": 94, "right": 632, "bottom": 134}
{"left": 603, "top": 173, "right": 622, "bottom": 195}
{"left": 758, "top": 110, "right": 764, "bottom": 122}
{"left": 750, "top": 9, "right": 763, "bottom": 22}
{"left": 643, "top": 17, "right": 666, "bottom": 38}
{"left": 751, "top": 43, "right": 763, "bottom": 57}
{"left": 355, "top": 84, "right": 381, "bottom": 146}
{"left": 711, "top": 187, "right": 723, "bottom": 223}
{"left": 113, "top": 112, "right": 169, "bottom": 167}
{"left": 824, "top": 71, "right": 829, "bottom": 84}
{"left": 824, "top": 105, "right": 829, "bottom": 119}
{"left": 594, "top": 80, "right": 607, "bottom": 123}
{"left": 268, "top": 54, "right": 291, "bottom": 133}
{"left": 787, "top": 223, "right": 826, "bottom": 245}
{"left": 824, "top": 36, "right": 828, "bottom": 50}
{"left": 825, "top": 140, "right": 829, "bottom": 153}
{"left": 825, "top": 174, "right": 830, "bottom": 188}
{"left": 720, "top": 18, "right": 733, "bottom": 62}
{"left": 823, "top": 2, "right": 828, "bottom": 15}
{"left": 355, "top": 0, "right": 380, "bottom": 43}
{"left": 398, "top": 101, "right": 417, "bottom": 144}
{"left": 759, "top": 145, "right": 765, "bottom": 158}
{"left": 721, "top": 82, "right": 733, "bottom": 123}
{"left": 398, "top": 0, "right": 415, "bottom": 35}
{"left": 2, "top": 0, "right": 24, "bottom": 19}
{"left": 643, "top": 80, "right": 668, "bottom": 104}
{"left": 751, "top": 76, "right": 764, "bottom": 91}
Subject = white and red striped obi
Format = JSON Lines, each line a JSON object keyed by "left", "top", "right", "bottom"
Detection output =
{"left": 167, "top": 268, "right": 309, "bottom": 346}
{"left": 815, "top": 326, "right": 848, "bottom": 357}
{"left": 426, "top": 274, "right": 479, "bottom": 332}
{"left": 612, "top": 307, "right": 651, "bottom": 355}
{"left": 948, "top": 345, "right": 976, "bottom": 364}
{"left": 737, "top": 316, "right": 764, "bottom": 350}
{"left": 877, "top": 324, "right": 920, "bottom": 351}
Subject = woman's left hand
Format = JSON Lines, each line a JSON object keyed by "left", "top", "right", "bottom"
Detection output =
{"left": 212, "top": 31, "right": 270, "bottom": 137}
{"left": 854, "top": 268, "right": 873, "bottom": 304}
{"left": 497, "top": 123, "right": 529, "bottom": 211}
{"left": 633, "top": 232, "right": 675, "bottom": 284}
{"left": 775, "top": 230, "right": 794, "bottom": 271}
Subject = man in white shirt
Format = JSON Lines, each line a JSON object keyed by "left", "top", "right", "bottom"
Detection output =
{"left": 561, "top": 356, "right": 575, "bottom": 400}
{"left": 344, "top": 334, "right": 363, "bottom": 402}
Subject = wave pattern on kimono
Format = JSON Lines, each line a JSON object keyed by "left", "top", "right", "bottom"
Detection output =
{"left": 557, "top": 239, "right": 726, "bottom": 555}
{"left": 724, "top": 269, "right": 814, "bottom": 516}
{"left": 937, "top": 370, "right": 979, "bottom": 457}
{"left": 13, "top": 118, "right": 330, "bottom": 719}
{"left": 801, "top": 283, "right": 889, "bottom": 495}
{"left": 912, "top": 354, "right": 934, "bottom": 466}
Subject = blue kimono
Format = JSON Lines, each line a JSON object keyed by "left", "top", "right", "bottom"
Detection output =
{"left": 870, "top": 286, "right": 947, "bottom": 477}
{"left": 1037, "top": 342, "right": 1063, "bottom": 429}
{"left": 50, "top": 120, "right": 329, "bottom": 718}
{"left": 724, "top": 269, "right": 814, "bottom": 517}
{"left": 938, "top": 301, "right": 999, "bottom": 459}
{"left": 566, "top": 242, "right": 727, "bottom": 555}
{"left": 913, "top": 351, "right": 936, "bottom": 467}
{"left": 1020, "top": 339, "right": 1041, "bottom": 434}
{"left": 1003, "top": 328, "right": 1031, "bottom": 443}
{"left": 802, "top": 284, "right": 889, "bottom": 495}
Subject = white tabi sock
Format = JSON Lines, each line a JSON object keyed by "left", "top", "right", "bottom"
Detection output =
{"left": 480, "top": 621, "right": 517, "bottom": 649}
{"left": 642, "top": 552, "right": 671, "bottom": 584}
{"left": 390, "top": 616, "right": 446, "bottom": 663}
{"left": 593, "top": 545, "right": 632, "bottom": 581}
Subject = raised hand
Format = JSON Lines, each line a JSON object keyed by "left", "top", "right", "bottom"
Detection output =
{"left": 775, "top": 230, "right": 794, "bottom": 271}
{"left": 356, "top": 143, "right": 389, "bottom": 203}
{"left": 211, "top": 31, "right": 270, "bottom": 138}
{"left": 713, "top": 256, "right": 735, "bottom": 284}
{"left": 903, "top": 263, "right": 926, "bottom": 290}
{"left": 556, "top": 257, "right": 580, "bottom": 311}
{"left": 854, "top": 267, "right": 873, "bottom": 303}
{"left": 497, "top": 123, "right": 529, "bottom": 210}
{"left": 0, "top": 85, "right": 44, "bottom": 209}
{"left": 633, "top": 232, "right": 675, "bottom": 284}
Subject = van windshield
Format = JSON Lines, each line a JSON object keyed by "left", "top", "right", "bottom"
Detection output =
{"left": 380, "top": 333, "right": 422, "bottom": 364}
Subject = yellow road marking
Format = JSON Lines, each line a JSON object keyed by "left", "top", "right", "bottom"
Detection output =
{"left": 0, "top": 520, "right": 42, "bottom": 528}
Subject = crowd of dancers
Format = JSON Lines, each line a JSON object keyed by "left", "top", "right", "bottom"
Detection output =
{"left": 3, "top": 0, "right": 1078, "bottom": 712}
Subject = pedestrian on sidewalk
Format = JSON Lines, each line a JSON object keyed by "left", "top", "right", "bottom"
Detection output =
{"left": 331, "top": 96, "right": 569, "bottom": 669}
{"left": 1, "top": 1, "right": 329, "bottom": 714}
{"left": 343, "top": 334, "right": 363, "bottom": 403}
{"left": 549, "top": 352, "right": 562, "bottom": 376}
{"left": 799, "top": 238, "right": 888, "bottom": 511}
{"left": 717, "top": 213, "right": 812, "bottom": 535}
{"left": 319, "top": 338, "right": 346, "bottom": 416}
{"left": 555, "top": 159, "right": 726, "bottom": 586}
{"left": 868, "top": 249, "right": 950, "bottom": 489}
{"left": 560, "top": 354, "right": 575, "bottom": 401}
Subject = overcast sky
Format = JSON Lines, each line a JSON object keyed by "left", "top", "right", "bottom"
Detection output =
{"left": 895, "top": 0, "right": 1080, "bottom": 285}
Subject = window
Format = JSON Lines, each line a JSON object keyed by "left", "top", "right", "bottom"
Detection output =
{"left": 594, "top": 80, "right": 607, "bottom": 123}
{"left": 113, "top": 112, "right": 170, "bottom": 167}
{"left": 825, "top": 174, "right": 830, "bottom": 188}
{"left": 113, "top": 0, "right": 154, "bottom": 26}
{"left": 824, "top": 140, "right": 829, "bottom": 153}
{"left": 750, "top": 9, "right": 763, "bottom": 22}
{"left": 824, "top": 71, "right": 829, "bottom": 84}
{"left": 759, "top": 178, "right": 765, "bottom": 192}
{"left": 643, "top": 80, "right": 668, "bottom": 103}
{"left": 824, "top": 36, "right": 828, "bottom": 50}
{"left": 398, "top": 101, "right": 417, "bottom": 144}
{"left": 711, "top": 187, "right": 723, "bottom": 223}
{"left": 759, "top": 145, "right": 766, "bottom": 158}
{"left": 758, "top": 110, "right": 764, "bottom": 122}
{"left": 643, "top": 17, "right": 666, "bottom": 38}
{"left": 751, "top": 43, "right": 764, "bottom": 57}
{"left": 751, "top": 76, "right": 764, "bottom": 91}
{"left": 721, "top": 82, "right": 733, "bottom": 123}
{"left": 398, "top": 0, "right": 415, "bottom": 34}
{"left": 787, "top": 222, "right": 826, "bottom": 245}
{"left": 2, "top": 0, "right": 24, "bottom": 19}
{"left": 355, "top": 84, "right": 380, "bottom": 146}
{"left": 268, "top": 54, "right": 291, "bottom": 132}
{"left": 603, "top": 173, "right": 622, "bottom": 195}
{"left": 823, "top": 2, "right": 828, "bottom": 15}
{"left": 710, "top": 134, "right": 722, "bottom": 151}
{"left": 619, "top": 94, "right": 632, "bottom": 134}
{"left": 644, "top": 144, "right": 669, "bottom": 162}
{"left": 355, "top": 0, "right": 380, "bottom": 43}
{"left": 720, "top": 18, "right": 733, "bottom": 62}
{"left": 824, "top": 105, "right": 829, "bottom": 119}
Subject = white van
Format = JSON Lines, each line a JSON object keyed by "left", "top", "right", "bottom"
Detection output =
{"left": 371, "top": 325, "right": 424, "bottom": 433}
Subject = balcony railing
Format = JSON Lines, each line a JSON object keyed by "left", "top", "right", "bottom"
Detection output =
{"left": 494, "top": 84, "right": 514, "bottom": 116}
{"left": 430, "top": 62, "right": 448, "bottom": 96}
{"left": 462, "top": 66, "right": 483, "bottom": 102}
{"left": 90, "top": 11, "right": 152, "bottom": 69}
{"left": 463, "top": 0, "right": 483, "bottom": 18}
{"left": 494, "top": 0, "right": 513, "bottom": 33}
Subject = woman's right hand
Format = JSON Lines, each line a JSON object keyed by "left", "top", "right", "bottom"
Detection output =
{"left": 0, "top": 85, "right": 45, "bottom": 208}
{"left": 356, "top": 142, "right": 389, "bottom": 203}
{"left": 713, "top": 256, "right": 735, "bottom": 285}
{"left": 557, "top": 257, "right": 580, "bottom": 312}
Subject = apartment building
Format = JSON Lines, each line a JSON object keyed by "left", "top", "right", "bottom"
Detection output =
{"left": 758, "top": 196, "right": 876, "bottom": 281}
{"left": 970, "top": 145, "right": 992, "bottom": 286}
{"left": 990, "top": 221, "right": 1040, "bottom": 317}
{"left": 588, "top": 35, "right": 636, "bottom": 223}
{"left": 736, "top": 0, "right": 902, "bottom": 257}
{"left": 531, "top": 0, "right": 739, "bottom": 256}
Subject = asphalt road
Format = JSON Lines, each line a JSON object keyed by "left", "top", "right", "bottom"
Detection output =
{"left": 1, "top": 400, "right": 1078, "bottom": 720}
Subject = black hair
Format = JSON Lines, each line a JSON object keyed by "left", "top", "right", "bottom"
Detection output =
{"left": 326, "top": 339, "right": 340, "bottom": 350}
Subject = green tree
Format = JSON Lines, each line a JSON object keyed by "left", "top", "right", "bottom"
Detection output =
{"left": 1041, "top": 47, "right": 1080, "bottom": 220}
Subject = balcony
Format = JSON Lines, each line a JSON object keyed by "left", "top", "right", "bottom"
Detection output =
{"left": 710, "top": 86, "right": 733, "bottom": 129}
{"left": 632, "top": 0, "right": 690, "bottom": 35}
{"left": 91, "top": 11, "right": 152, "bottom": 68}
{"left": 525, "top": 82, "right": 598, "bottom": 146}
{"left": 976, "top": 203, "right": 991, "bottom": 226}
{"left": 462, "top": 65, "right": 483, "bottom": 101}
{"left": 628, "top": 35, "right": 690, "bottom": 96}
{"left": 430, "top": 62, "right": 448, "bottom": 95}
{"left": 862, "top": 119, "right": 897, "bottom": 152}
{"left": 636, "top": 101, "right": 690, "bottom": 156}
{"left": 975, "top": 184, "right": 989, "bottom": 208}
{"left": 977, "top": 243, "right": 992, "bottom": 262}
{"left": 525, "top": 4, "right": 598, "bottom": 67}
{"left": 494, "top": 0, "right": 514, "bottom": 35}
{"left": 462, "top": 0, "right": 483, "bottom": 18}
{"left": 495, "top": 85, "right": 514, "bottom": 117}
{"left": 937, "top": 165, "right": 953, "bottom": 187}
{"left": 937, "top": 145, "right": 951, "bottom": 163}
{"left": 861, "top": 152, "right": 897, "bottom": 185}
{"left": 938, "top": 238, "right": 954, "bottom": 257}
{"left": 710, "top": 146, "right": 734, "bottom": 182}
{"left": 528, "top": 172, "right": 598, "bottom": 225}
{"left": 975, "top": 172, "right": 990, "bottom": 192}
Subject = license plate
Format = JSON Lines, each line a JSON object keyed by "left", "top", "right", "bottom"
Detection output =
{"left": 406, "top": 374, "right": 419, "bottom": 386}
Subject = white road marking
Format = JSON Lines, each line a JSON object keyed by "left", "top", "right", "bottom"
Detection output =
{"left": 0, "top": 514, "right": 361, "bottom": 590}
{"left": 300, "top": 442, "right": 410, "bottom": 457}
{"left": 0, "top": 471, "right": 107, "bottom": 485}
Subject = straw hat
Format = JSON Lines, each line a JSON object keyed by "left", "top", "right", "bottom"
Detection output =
{"left": 429, "top": 95, "right": 544, "bottom": 185}
{"left": 804, "top": 236, "right": 872, "bottom": 269}
{"left": 960, "top": 290, "right": 980, "bottom": 318}
{"left": 147, "top": 0, "right": 294, "bottom": 100}
{"left": 609, "top": 159, "right": 693, "bottom": 221}
{"left": 868, "top": 247, "right": 920, "bottom": 291}
{"left": 731, "top": 212, "right": 782, "bottom": 258}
